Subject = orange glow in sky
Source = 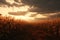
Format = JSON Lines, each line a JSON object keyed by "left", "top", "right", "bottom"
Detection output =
{"left": 0, "top": 0, "right": 47, "bottom": 21}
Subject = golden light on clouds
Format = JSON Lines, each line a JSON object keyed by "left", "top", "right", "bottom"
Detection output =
{"left": 0, "top": 6, "right": 47, "bottom": 21}
{"left": 6, "top": 0, "right": 22, "bottom": 5}
{"left": 0, "top": 0, "right": 48, "bottom": 21}
{"left": 0, "top": 5, "right": 29, "bottom": 15}
{"left": 6, "top": 0, "right": 15, "bottom": 4}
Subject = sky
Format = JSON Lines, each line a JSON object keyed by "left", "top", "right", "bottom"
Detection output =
{"left": 0, "top": 0, "right": 60, "bottom": 13}
{"left": 0, "top": 0, "right": 60, "bottom": 19}
{"left": 21, "top": 0, "right": 60, "bottom": 13}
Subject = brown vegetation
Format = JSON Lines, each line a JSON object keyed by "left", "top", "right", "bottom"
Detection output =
{"left": 0, "top": 15, "right": 60, "bottom": 40}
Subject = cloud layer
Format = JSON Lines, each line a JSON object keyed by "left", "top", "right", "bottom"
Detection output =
{"left": 0, "top": 0, "right": 60, "bottom": 18}
{"left": 21, "top": 0, "right": 60, "bottom": 13}
{"left": 0, "top": 0, "right": 22, "bottom": 7}
{"left": 0, "top": 0, "right": 7, "bottom": 4}
{"left": 0, "top": 0, "right": 60, "bottom": 13}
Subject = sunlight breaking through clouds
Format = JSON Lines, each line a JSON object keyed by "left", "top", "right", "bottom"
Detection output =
{"left": 0, "top": 5, "right": 47, "bottom": 21}
{"left": 5, "top": 0, "right": 22, "bottom": 5}
{"left": 0, "top": 0, "right": 49, "bottom": 21}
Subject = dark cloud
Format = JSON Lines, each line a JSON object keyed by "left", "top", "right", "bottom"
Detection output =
{"left": 21, "top": 0, "right": 60, "bottom": 13}
{"left": 0, "top": 0, "right": 12, "bottom": 6}
{"left": 0, "top": 0, "right": 60, "bottom": 13}
{"left": 0, "top": 0, "right": 22, "bottom": 7}
{"left": 0, "top": 0, "right": 7, "bottom": 4}
{"left": 14, "top": 0, "right": 20, "bottom": 3}
{"left": 49, "top": 13, "right": 60, "bottom": 18}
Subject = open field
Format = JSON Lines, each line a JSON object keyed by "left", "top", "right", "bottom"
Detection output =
{"left": 0, "top": 15, "right": 60, "bottom": 40}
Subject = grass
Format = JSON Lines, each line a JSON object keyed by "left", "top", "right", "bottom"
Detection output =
{"left": 0, "top": 15, "right": 60, "bottom": 40}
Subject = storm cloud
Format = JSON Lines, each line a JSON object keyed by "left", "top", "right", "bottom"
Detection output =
{"left": 21, "top": 0, "right": 60, "bottom": 13}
